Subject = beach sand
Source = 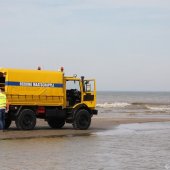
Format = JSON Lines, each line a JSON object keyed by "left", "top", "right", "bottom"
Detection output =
{"left": 1, "top": 116, "right": 170, "bottom": 140}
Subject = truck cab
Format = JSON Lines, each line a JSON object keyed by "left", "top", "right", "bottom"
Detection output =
{"left": 65, "top": 77, "right": 96, "bottom": 110}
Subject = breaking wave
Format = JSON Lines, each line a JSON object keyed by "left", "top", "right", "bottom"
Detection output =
{"left": 96, "top": 102, "right": 131, "bottom": 108}
{"left": 146, "top": 105, "right": 170, "bottom": 112}
{"left": 97, "top": 102, "right": 170, "bottom": 112}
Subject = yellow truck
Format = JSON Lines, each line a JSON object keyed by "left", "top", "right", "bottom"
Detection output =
{"left": 0, "top": 68, "right": 97, "bottom": 130}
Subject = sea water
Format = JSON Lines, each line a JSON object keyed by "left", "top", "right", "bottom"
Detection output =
{"left": 97, "top": 91, "right": 170, "bottom": 118}
{"left": 1, "top": 122, "right": 170, "bottom": 170}
{"left": 0, "top": 91, "right": 170, "bottom": 170}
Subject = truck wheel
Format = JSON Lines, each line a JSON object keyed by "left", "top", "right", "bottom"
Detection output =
{"left": 5, "top": 118, "right": 12, "bottom": 129}
{"left": 15, "top": 109, "right": 36, "bottom": 130}
{"left": 47, "top": 119, "right": 65, "bottom": 129}
{"left": 73, "top": 109, "right": 91, "bottom": 130}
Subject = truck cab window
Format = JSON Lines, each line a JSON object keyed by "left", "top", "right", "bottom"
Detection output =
{"left": 84, "top": 80, "right": 94, "bottom": 92}
{"left": 66, "top": 80, "right": 81, "bottom": 106}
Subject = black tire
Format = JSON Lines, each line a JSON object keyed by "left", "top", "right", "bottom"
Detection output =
{"left": 47, "top": 119, "right": 65, "bottom": 129}
{"left": 15, "top": 109, "right": 36, "bottom": 130}
{"left": 73, "top": 109, "right": 91, "bottom": 130}
{"left": 5, "top": 118, "right": 12, "bottom": 129}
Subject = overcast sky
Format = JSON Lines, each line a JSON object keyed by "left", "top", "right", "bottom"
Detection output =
{"left": 0, "top": 0, "right": 170, "bottom": 91}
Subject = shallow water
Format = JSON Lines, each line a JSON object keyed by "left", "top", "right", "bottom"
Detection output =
{"left": 97, "top": 92, "right": 170, "bottom": 117}
{"left": 1, "top": 122, "right": 170, "bottom": 170}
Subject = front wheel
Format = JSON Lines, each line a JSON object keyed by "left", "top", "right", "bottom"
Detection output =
{"left": 73, "top": 109, "right": 91, "bottom": 130}
{"left": 15, "top": 109, "right": 36, "bottom": 130}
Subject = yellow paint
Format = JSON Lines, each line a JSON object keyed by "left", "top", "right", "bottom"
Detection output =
{"left": 0, "top": 68, "right": 64, "bottom": 106}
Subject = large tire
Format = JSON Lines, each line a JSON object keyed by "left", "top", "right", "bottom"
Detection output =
{"left": 5, "top": 118, "right": 12, "bottom": 129}
{"left": 47, "top": 119, "right": 65, "bottom": 129}
{"left": 73, "top": 109, "right": 91, "bottom": 130}
{"left": 15, "top": 109, "right": 36, "bottom": 130}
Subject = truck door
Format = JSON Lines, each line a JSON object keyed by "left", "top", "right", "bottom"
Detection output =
{"left": 82, "top": 79, "right": 96, "bottom": 108}
{"left": 66, "top": 79, "right": 81, "bottom": 107}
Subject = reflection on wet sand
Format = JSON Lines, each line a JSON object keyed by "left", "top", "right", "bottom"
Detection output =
{"left": 1, "top": 117, "right": 170, "bottom": 140}
{"left": 1, "top": 120, "right": 170, "bottom": 170}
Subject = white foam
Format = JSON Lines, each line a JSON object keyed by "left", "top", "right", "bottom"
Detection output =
{"left": 96, "top": 102, "right": 131, "bottom": 108}
{"left": 146, "top": 105, "right": 170, "bottom": 111}
{"left": 95, "top": 122, "right": 170, "bottom": 136}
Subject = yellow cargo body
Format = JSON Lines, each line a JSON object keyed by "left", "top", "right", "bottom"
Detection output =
{"left": 1, "top": 68, "right": 64, "bottom": 106}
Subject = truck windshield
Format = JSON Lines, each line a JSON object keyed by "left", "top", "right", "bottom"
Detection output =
{"left": 66, "top": 80, "right": 80, "bottom": 91}
{"left": 66, "top": 80, "right": 81, "bottom": 106}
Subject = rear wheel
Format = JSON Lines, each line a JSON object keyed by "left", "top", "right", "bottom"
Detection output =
{"left": 15, "top": 109, "right": 36, "bottom": 130}
{"left": 47, "top": 119, "right": 65, "bottom": 129}
{"left": 73, "top": 109, "right": 91, "bottom": 130}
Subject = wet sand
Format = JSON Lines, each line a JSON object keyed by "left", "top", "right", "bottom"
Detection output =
{"left": 1, "top": 117, "right": 170, "bottom": 140}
